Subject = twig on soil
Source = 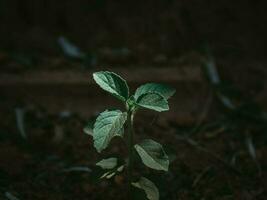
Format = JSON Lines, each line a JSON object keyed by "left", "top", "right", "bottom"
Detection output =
{"left": 5, "top": 192, "right": 20, "bottom": 200}
{"left": 15, "top": 107, "right": 27, "bottom": 139}
{"left": 245, "top": 131, "right": 262, "bottom": 177}
{"left": 189, "top": 91, "right": 213, "bottom": 136}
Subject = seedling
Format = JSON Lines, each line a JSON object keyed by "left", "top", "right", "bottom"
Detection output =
{"left": 85, "top": 71, "right": 176, "bottom": 200}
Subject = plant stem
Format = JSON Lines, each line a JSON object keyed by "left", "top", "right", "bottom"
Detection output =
{"left": 127, "top": 110, "right": 134, "bottom": 199}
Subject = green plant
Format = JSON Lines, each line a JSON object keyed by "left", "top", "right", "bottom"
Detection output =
{"left": 85, "top": 71, "right": 176, "bottom": 200}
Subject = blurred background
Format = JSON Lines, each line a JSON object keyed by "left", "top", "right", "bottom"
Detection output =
{"left": 0, "top": 0, "right": 266, "bottom": 199}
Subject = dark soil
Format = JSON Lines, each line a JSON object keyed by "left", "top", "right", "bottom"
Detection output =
{"left": 0, "top": 94, "right": 266, "bottom": 200}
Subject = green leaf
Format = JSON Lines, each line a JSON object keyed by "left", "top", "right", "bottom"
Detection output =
{"left": 134, "top": 83, "right": 176, "bottom": 100}
{"left": 83, "top": 121, "right": 94, "bottom": 136}
{"left": 117, "top": 165, "right": 124, "bottom": 172}
{"left": 101, "top": 172, "right": 114, "bottom": 179}
{"left": 135, "top": 139, "right": 169, "bottom": 171}
{"left": 93, "top": 110, "right": 127, "bottom": 152}
{"left": 93, "top": 71, "right": 129, "bottom": 101}
{"left": 132, "top": 177, "right": 159, "bottom": 200}
{"left": 100, "top": 165, "right": 125, "bottom": 179}
{"left": 96, "top": 157, "right": 118, "bottom": 170}
{"left": 135, "top": 93, "right": 169, "bottom": 112}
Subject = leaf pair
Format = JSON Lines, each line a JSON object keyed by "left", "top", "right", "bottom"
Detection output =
{"left": 131, "top": 140, "right": 168, "bottom": 199}
{"left": 96, "top": 157, "right": 160, "bottom": 200}
{"left": 134, "top": 82, "right": 175, "bottom": 112}
{"left": 93, "top": 71, "right": 175, "bottom": 112}
{"left": 96, "top": 157, "right": 124, "bottom": 179}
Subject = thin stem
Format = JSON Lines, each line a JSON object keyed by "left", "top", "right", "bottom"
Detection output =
{"left": 127, "top": 110, "right": 134, "bottom": 199}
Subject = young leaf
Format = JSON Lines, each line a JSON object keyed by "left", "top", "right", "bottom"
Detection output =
{"left": 93, "top": 110, "right": 127, "bottom": 152}
{"left": 134, "top": 83, "right": 176, "bottom": 100}
{"left": 135, "top": 92, "right": 169, "bottom": 112}
{"left": 132, "top": 177, "right": 159, "bottom": 200}
{"left": 100, "top": 165, "right": 125, "bottom": 179}
{"left": 83, "top": 121, "right": 94, "bottom": 136}
{"left": 104, "top": 172, "right": 116, "bottom": 179}
{"left": 96, "top": 157, "right": 118, "bottom": 170}
{"left": 135, "top": 139, "right": 169, "bottom": 171}
{"left": 93, "top": 71, "right": 129, "bottom": 101}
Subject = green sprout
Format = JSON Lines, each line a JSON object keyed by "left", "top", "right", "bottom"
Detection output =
{"left": 85, "top": 71, "right": 176, "bottom": 200}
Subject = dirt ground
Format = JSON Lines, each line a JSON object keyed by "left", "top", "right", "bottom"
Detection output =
{"left": 0, "top": 79, "right": 267, "bottom": 199}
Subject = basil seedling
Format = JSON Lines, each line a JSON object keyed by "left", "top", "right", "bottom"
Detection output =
{"left": 85, "top": 71, "right": 175, "bottom": 200}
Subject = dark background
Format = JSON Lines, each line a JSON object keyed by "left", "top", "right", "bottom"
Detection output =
{"left": 0, "top": 1, "right": 267, "bottom": 199}
{"left": 1, "top": 0, "right": 267, "bottom": 60}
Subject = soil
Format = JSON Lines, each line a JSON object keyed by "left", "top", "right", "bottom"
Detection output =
{"left": 0, "top": 88, "right": 266, "bottom": 200}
